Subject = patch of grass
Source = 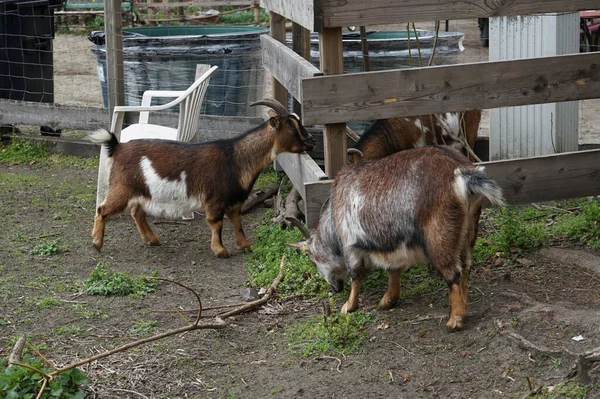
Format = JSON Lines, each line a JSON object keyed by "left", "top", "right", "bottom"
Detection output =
{"left": 54, "top": 324, "right": 85, "bottom": 336}
{"left": 129, "top": 320, "right": 159, "bottom": 335}
{"left": 0, "top": 356, "right": 88, "bottom": 398}
{"left": 401, "top": 264, "right": 446, "bottom": 298}
{"left": 245, "top": 218, "right": 330, "bottom": 296}
{"left": 30, "top": 238, "right": 65, "bottom": 256}
{"left": 82, "top": 262, "right": 159, "bottom": 298}
{"left": 285, "top": 310, "right": 373, "bottom": 356}
{"left": 532, "top": 381, "right": 597, "bottom": 399}
{"left": 35, "top": 296, "right": 61, "bottom": 309}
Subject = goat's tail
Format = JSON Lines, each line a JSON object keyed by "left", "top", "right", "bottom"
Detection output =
{"left": 454, "top": 166, "right": 505, "bottom": 206}
{"left": 89, "top": 128, "right": 119, "bottom": 157}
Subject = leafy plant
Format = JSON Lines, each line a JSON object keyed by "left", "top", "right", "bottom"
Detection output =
{"left": 129, "top": 320, "right": 159, "bottom": 335}
{"left": 0, "top": 356, "right": 88, "bottom": 399}
{"left": 82, "top": 262, "right": 159, "bottom": 298}
{"left": 285, "top": 310, "right": 373, "bottom": 356}
{"left": 35, "top": 296, "right": 61, "bottom": 309}
{"left": 54, "top": 324, "right": 85, "bottom": 336}
{"left": 218, "top": 8, "right": 269, "bottom": 24}
{"left": 30, "top": 239, "right": 64, "bottom": 256}
{"left": 0, "top": 137, "right": 48, "bottom": 165}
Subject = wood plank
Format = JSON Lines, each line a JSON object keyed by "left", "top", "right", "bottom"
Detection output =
{"left": 276, "top": 152, "right": 327, "bottom": 200}
{"left": 260, "top": 0, "right": 319, "bottom": 32}
{"left": 301, "top": 52, "right": 600, "bottom": 125}
{"left": 0, "top": 100, "right": 262, "bottom": 141}
{"left": 292, "top": 22, "right": 311, "bottom": 115}
{"left": 321, "top": 0, "right": 600, "bottom": 27}
{"left": 319, "top": 27, "right": 346, "bottom": 178}
{"left": 269, "top": 11, "right": 288, "bottom": 107}
{"left": 261, "top": 35, "right": 322, "bottom": 104}
{"left": 481, "top": 149, "right": 600, "bottom": 205}
{"left": 304, "top": 179, "right": 332, "bottom": 229}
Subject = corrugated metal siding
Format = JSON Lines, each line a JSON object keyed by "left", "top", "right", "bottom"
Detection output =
{"left": 489, "top": 13, "right": 579, "bottom": 160}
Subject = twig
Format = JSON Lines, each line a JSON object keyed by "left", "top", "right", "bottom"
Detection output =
{"left": 412, "top": 23, "right": 423, "bottom": 67}
{"left": 27, "top": 342, "right": 57, "bottom": 371}
{"left": 9, "top": 362, "right": 52, "bottom": 380}
{"left": 109, "top": 388, "right": 150, "bottom": 399}
{"left": 174, "top": 308, "right": 191, "bottom": 326}
{"left": 346, "top": 126, "right": 361, "bottom": 143}
{"left": 151, "top": 277, "right": 202, "bottom": 325}
{"left": 8, "top": 335, "right": 27, "bottom": 365}
{"left": 317, "top": 355, "right": 342, "bottom": 372}
{"left": 427, "top": 20, "right": 440, "bottom": 67}
{"left": 35, "top": 377, "right": 48, "bottom": 399}
{"left": 218, "top": 256, "right": 286, "bottom": 319}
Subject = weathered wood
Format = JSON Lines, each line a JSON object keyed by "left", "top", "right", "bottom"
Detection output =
{"left": 242, "top": 182, "right": 279, "bottom": 214}
{"left": 104, "top": 0, "right": 125, "bottom": 121}
{"left": 276, "top": 152, "right": 327, "bottom": 200}
{"left": 292, "top": 22, "right": 312, "bottom": 115}
{"left": 481, "top": 149, "right": 600, "bottom": 205}
{"left": 301, "top": 52, "right": 600, "bottom": 125}
{"left": 304, "top": 179, "right": 332, "bottom": 229}
{"left": 269, "top": 11, "right": 288, "bottom": 107}
{"left": 319, "top": 27, "right": 346, "bottom": 178}
{"left": 320, "top": 0, "right": 600, "bottom": 28}
{"left": 301, "top": 148, "right": 600, "bottom": 228}
{"left": 260, "top": 0, "right": 320, "bottom": 32}
{"left": 260, "top": 35, "right": 321, "bottom": 104}
{"left": 0, "top": 100, "right": 262, "bottom": 141}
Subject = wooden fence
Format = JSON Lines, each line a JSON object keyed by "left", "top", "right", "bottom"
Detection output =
{"left": 260, "top": 0, "right": 600, "bottom": 227}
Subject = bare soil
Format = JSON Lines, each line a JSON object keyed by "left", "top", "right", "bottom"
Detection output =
{"left": 1, "top": 18, "right": 600, "bottom": 399}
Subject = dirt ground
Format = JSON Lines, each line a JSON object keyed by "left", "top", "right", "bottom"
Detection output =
{"left": 1, "top": 18, "right": 600, "bottom": 399}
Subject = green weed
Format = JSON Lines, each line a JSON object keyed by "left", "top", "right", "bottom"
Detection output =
{"left": 54, "top": 324, "right": 85, "bottom": 336}
{"left": 35, "top": 296, "right": 61, "bottom": 309}
{"left": 285, "top": 310, "right": 373, "bottom": 356}
{"left": 129, "top": 320, "right": 159, "bottom": 335}
{"left": 82, "top": 262, "right": 159, "bottom": 298}
{"left": 0, "top": 137, "right": 48, "bottom": 164}
{"left": 245, "top": 218, "right": 330, "bottom": 296}
{"left": 532, "top": 381, "right": 597, "bottom": 399}
{"left": 30, "top": 239, "right": 65, "bottom": 256}
{"left": 0, "top": 356, "right": 88, "bottom": 398}
{"left": 218, "top": 9, "right": 269, "bottom": 24}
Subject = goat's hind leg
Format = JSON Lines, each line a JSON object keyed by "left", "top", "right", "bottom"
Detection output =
{"left": 92, "top": 195, "right": 129, "bottom": 250}
{"left": 131, "top": 204, "right": 160, "bottom": 246}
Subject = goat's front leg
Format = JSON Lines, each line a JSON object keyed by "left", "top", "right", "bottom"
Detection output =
{"left": 341, "top": 267, "right": 366, "bottom": 314}
{"left": 131, "top": 205, "right": 160, "bottom": 246}
{"left": 205, "top": 209, "right": 229, "bottom": 258}
{"left": 380, "top": 268, "right": 403, "bottom": 310}
{"left": 226, "top": 205, "right": 251, "bottom": 251}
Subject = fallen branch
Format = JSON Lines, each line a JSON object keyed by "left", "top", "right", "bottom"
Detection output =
{"left": 282, "top": 187, "right": 300, "bottom": 228}
{"left": 8, "top": 335, "right": 27, "bottom": 365}
{"left": 242, "top": 182, "right": 279, "bottom": 214}
{"left": 272, "top": 178, "right": 288, "bottom": 224}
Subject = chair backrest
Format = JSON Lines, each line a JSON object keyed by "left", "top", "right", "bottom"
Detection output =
{"left": 177, "top": 64, "right": 218, "bottom": 142}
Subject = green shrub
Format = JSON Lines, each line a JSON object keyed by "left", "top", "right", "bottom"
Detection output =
{"left": 0, "top": 356, "right": 88, "bottom": 399}
{"left": 82, "top": 262, "right": 158, "bottom": 298}
{"left": 30, "top": 239, "right": 65, "bottom": 256}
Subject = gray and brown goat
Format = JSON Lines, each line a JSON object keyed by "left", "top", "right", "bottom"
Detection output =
{"left": 90, "top": 98, "right": 315, "bottom": 258}
{"left": 294, "top": 146, "right": 504, "bottom": 330}
{"left": 348, "top": 110, "right": 482, "bottom": 163}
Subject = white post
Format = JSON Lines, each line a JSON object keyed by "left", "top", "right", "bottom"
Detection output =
{"left": 489, "top": 13, "right": 579, "bottom": 160}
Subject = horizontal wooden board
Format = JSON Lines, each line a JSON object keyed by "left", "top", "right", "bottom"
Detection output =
{"left": 481, "top": 149, "right": 600, "bottom": 205}
{"left": 261, "top": 35, "right": 322, "bottom": 103}
{"left": 260, "top": 0, "right": 319, "bottom": 32}
{"left": 298, "top": 148, "right": 600, "bottom": 228}
{"left": 302, "top": 52, "right": 600, "bottom": 125}
{"left": 321, "top": 0, "right": 600, "bottom": 27}
{"left": 276, "top": 152, "right": 327, "bottom": 200}
{"left": 0, "top": 100, "right": 263, "bottom": 142}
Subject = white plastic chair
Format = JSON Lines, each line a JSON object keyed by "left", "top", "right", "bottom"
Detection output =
{"left": 112, "top": 64, "right": 218, "bottom": 143}
{"left": 96, "top": 65, "right": 218, "bottom": 213}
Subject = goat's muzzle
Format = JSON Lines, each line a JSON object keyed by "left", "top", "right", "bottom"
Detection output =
{"left": 331, "top": 279, "right": 344, "bottom": 293}
{"left": 303, "top": 133, "right": 316, "bottom": 151}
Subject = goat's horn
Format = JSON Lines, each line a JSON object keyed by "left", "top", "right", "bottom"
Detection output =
{"left": 347, "top": 148, "right": 364, "bottom": 156}
{"left": 285, "top": 217, "right": 311, "bottom": 239}
{"left": 249, "top": 98, "right": 289, "bottom": 116}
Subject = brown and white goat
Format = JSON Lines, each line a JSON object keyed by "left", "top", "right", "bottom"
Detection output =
{"left": 90, "top": 98, "right": 315, "bottom": 258}
{"left": 294, "top": 146, "right": 504, "bottom": 330}
{"left": 348, "top": 110, "right": 482, "bottom": 163}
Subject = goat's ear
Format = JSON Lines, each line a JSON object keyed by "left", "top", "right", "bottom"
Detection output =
{"left": 268, "top": 115, "right": 282, "bottom": 130}
{"left": 287, "top": 240, "right": 310, "bottom": 254}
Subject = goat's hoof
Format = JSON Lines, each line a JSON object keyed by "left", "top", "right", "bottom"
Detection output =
{"left": 379, "top": 296, "right": 398, "bottom": 310}
{"left": 92, "top": 241, "right": 103, "bottom": 251}
{"left": 445, "top": 316, "right": 464, "bottom": 331}
{"left": 214, "top": 248, "right": 230, "bottom": 258}
{"left": 340, "top": 302, "right": 358, "bottom": 314}
{"left": 147, "top": 239, "right": 161, "bottom": 246}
